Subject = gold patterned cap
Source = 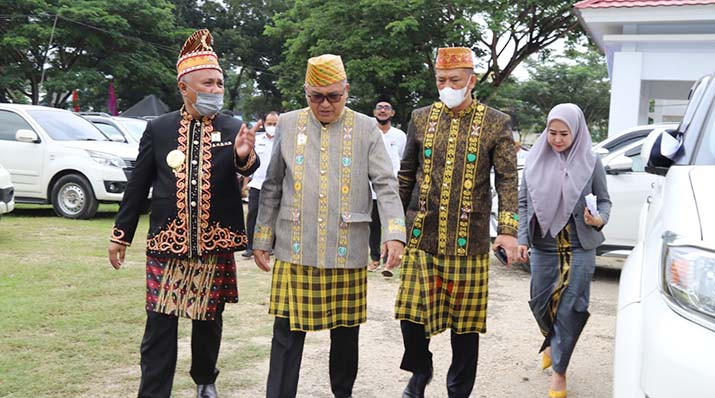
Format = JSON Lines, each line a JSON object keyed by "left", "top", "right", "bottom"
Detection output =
{"left": 176, "top": 29, "right": 223, "bottom": 81}
{"left": 435, "top": 47, "right": 474, "bottom": 70}
{"left": 305, "top": 54, "right": 347, "bottom": 87}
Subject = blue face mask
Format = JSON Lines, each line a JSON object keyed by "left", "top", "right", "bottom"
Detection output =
{"left": 186, "top": 86, "right": 224, "bottom": 116}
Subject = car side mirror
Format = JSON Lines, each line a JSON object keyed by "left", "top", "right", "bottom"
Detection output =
{"left": 640, "top": 128, "right": 682, "bottom": 176}
{"left": 594, "top": 147, "right": 609, "bottom": 157}
{"left": 605, "top": 154, "right": 633, "bottom": 174}
{"left": 15, "top": 129, "right": 40, "bottom": 143}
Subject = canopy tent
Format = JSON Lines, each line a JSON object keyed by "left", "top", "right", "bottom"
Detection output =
{"left": 121, "top": 95, "right": 169, "bottom": 117}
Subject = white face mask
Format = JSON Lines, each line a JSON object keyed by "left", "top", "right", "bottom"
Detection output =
{"left": 264, "top": 125, "right": 276, "bottom": 135}
{"left": 439, "top": 81, "right": 470, "bottom": 109}
{"left": 186, "top": 85, "right": 223, "bottom": 116}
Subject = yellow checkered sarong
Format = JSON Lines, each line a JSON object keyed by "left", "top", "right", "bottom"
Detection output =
{"left": 269, "top": 260, "right": 367, "bottom": 332}
{"left": 395, "top": 248, "right": 489, "bottom": 337}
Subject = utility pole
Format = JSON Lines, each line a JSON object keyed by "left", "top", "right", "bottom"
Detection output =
{"left": 38, "top": 14, "right": 59, "bottom": 104}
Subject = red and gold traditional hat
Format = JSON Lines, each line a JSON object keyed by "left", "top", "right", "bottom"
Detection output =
{"left": 176, "top": 29, "right": 223, "bottom": 81}
{"left": 435, "top": 47, "right": 474, "bottom": 70}
{"left": 305, "top": 54, "right": 347, "bottom": 87}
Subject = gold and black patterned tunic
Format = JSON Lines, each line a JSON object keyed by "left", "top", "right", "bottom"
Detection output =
{"left": 395, "top": 100, "right": 518, "bottom": 336}
{"left": 398, "top": 100, "right": 518, "bottom": 256}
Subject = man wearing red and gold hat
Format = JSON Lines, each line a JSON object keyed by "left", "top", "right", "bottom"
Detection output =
{"left": 394, "top": 47, "right": 519, "bottom": 398}
{"left": 107, "top": 29, "right": 260, "bottom": 398}
{"left": 252, "top": 54, "right": 406, "bottom": 398}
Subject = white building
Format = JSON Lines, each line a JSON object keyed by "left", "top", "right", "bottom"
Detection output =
{"left": 574, "top": 0, "right": 715, "bottom": 136}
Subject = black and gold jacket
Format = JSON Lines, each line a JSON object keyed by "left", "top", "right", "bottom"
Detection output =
{"left": 110, "top": 109, "right": 259, "bottom": 258}
{"left": 398, "top": 100, "right": 518, "bottom": 257}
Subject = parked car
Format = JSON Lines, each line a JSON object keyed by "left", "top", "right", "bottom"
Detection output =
{"left": 491, "top": 123, "right": 678, "bottom": 263}
{"left": 80, "top": 112, "right": 147, "bottom": 148}
{"left": 593, "top": 123, "right": 677, "bottom": 157}
{"left": 0, "top": 162, "right": 14, "bottom": 218}
{"left": 0, "top": 104, "right": 138, "bottom": 219}
{"left": 612, "top": 72, "right": 715, "bottom": 397}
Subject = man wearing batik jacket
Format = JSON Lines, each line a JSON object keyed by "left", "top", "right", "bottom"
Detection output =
{"left": 252, "top": 54, "right": 406, "bottom": 398}
{"left": 395, "top": 47, "right": 519, "bottom": 398}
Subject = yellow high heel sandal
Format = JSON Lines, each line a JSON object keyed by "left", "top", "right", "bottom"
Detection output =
{"left": 541, "top": 352, "right": 552, "bottom": 370}
{"left": 548, "top": 389, "right": 567, "bottom": 398}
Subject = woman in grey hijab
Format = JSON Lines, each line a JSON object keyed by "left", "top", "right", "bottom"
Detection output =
{"left": 516, "top": 103, "right": 611, "bottom": 398}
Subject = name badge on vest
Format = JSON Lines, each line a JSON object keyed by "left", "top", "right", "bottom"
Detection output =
{"left": 211, "top": 132, "right": 221, "bottom": 143}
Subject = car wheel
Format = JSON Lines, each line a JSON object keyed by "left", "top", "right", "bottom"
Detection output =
{"left": 51, "top": 174, "right": 99, "bottom": 219}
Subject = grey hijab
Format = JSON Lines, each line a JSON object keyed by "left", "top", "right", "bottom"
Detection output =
{"left": 525, "top": 103, "right": 597, "bottom": 238}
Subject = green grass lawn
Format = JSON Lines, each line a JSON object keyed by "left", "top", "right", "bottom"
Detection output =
{"left": 0, "top": 204, "right": 274, "bottom": 397}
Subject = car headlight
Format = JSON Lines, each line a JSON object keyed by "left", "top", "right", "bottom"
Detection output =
{"left": 87, "top": 150, "right": 126, "bottom": 168}
{"left": 662, "top": 242, "right": 715, "bottom": 327}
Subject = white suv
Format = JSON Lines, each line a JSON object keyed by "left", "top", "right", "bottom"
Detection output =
{"left": 0, "top": 162, "right": 14, "bottom": 218}
{"left": 613, "top": 73, "right": 715, "bottom": 397}
{"left": 0, "top": 104, "right": 138, "bottom": 219}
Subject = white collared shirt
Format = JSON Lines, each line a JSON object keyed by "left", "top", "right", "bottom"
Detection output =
{"left": 247, "top": 132, "right": 275, "bottom": 190}
{"left": 371, "top": 125, "right": 406, "bottom": 199}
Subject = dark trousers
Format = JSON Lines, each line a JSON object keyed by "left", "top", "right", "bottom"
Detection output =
{"left": 368, "top": 199, "right": 381, "bottom": 262}
{"left": 266, "top": 317, "right": 359, "bottom": 398}
{"left": 246, "top": 187, "right": 261, "bottom": 250}
{"left": 400, "top": 320, "right": 479, "bottom": 398}
{"left": 137, "top": 303, "right": 224, "bottom": 398}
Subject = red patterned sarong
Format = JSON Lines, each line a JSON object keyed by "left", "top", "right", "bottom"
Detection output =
{"left": 145, "top": 253, "right": 238, "bottom": 320}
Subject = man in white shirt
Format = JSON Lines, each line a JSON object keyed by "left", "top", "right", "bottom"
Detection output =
{"left": 369, "top": 98, "right": 406, "bottom": 275}
{"left": 242, "top": 111, "right": 279, "bottom": 258}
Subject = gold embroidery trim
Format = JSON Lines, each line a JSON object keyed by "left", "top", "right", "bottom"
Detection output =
{"left": 437, "top": 117, "right": 461, "bottom": 253}
{"left": 336, "top": 110, "right": 355, "bottom": 267}
{"left": 237, "top": 149, "right": 257, "bottom": 172}
{"left": 110, "top": 226, "right": 131, "bottom": 246}
{"left": 455, "top": 104, "right": 486, "bottom": 255}
{"left": 198, "top": 117, "right": 214, "bottom": 252}
{"left": 291, "top": 109, "right": 309, "bottom": 264}
{"left": 387, "top": 218, "right": 406, "bottom": 235}
{"left": 147, "top": 112, "right": 191, "bottom": 254}
{"left": 254, "top": 225, "right": 273, "bottom": 242}
{"left": 317, "top": 124, "right": 330, "bottom": 267}
{"left": 498, "top": 210, "right": 519, "bottom": 233}
{"left": 408, "top": 103, "right": 443, "bottom": 249}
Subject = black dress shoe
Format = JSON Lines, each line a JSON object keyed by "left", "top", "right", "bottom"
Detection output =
{"left": 402, "top": 367, "right": 433, "bottom": 398}
{"left": 197, "top": 384, "right": 218, "bottom": 398}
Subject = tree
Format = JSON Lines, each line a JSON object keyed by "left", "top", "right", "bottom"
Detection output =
{"left": 490, "top": 46, "right": 611, "bottom": 141}
{"left": 267, "top": 0, "right": 582, "bottom": 127}
{"left": 0, "top": 0, "right": 182, "bottom": 110}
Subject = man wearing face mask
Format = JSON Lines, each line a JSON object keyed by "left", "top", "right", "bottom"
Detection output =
{"left": 242, "top": 111, "right": 280, "bottom": 258}
{"left": 394, "top": 47, "right": 518, "bottom": 398}
{"left": 368, "top": 97, "right": 406, "bottom": 274}
{"left": 252, "top": 54, "right": 406, "bottom": 398}
{"left": 107, "top": 29, "right": 260, "bottom": 398}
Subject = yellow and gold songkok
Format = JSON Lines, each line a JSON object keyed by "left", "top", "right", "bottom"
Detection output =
{"left": 435, "top": 47, "right": 475, "bottom": 70}
{"left": 176, "top": 29, "right": 223, "bottom": 80}
{"left": 305, "top": 54, "right": 347, "bottom": 87}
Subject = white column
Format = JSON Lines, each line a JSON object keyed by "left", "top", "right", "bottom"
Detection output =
{"left": 608, "top": 51, "right": 643, "bottom": 136}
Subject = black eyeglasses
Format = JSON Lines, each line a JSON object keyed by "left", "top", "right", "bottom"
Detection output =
{"left": 375, "top": 105, "right": 392, "bottom": 111}
{"left": 306, "top": 90, "right": 345, "bottom": 104}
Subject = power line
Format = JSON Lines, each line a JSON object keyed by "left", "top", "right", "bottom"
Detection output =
{"left": 0, "top": 13, "right": 176, "bottom": 53}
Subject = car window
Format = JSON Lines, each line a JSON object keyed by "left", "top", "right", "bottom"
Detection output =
{"left": 680, "top": 75, "right": 712, "bottom": 133}
{"left": 26, "top": 110, "right": 108, "bottom": 141}
{"left": 93, "top": 122, "right": 125, "bottom": 141}
{"left": 0, "top": 110, "right": 35, "bottom": 141}
{"left": 693, "top": 100, "right": 715, "bottom": 165}
{"left": 626, "top": 144, "right": 645, "bottom": 172}
{"left": 116, "top": 118, "right": 147, "bottom": 141}
{"left": 602, "top": 130, "right": 650, "bottom": 152}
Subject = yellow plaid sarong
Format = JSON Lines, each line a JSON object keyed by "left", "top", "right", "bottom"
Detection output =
{"left": 269, "top": 260, "right": 367, "bottom": 332}
{"left": 395, "top": 248, "right": 490, "bottom": 337}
